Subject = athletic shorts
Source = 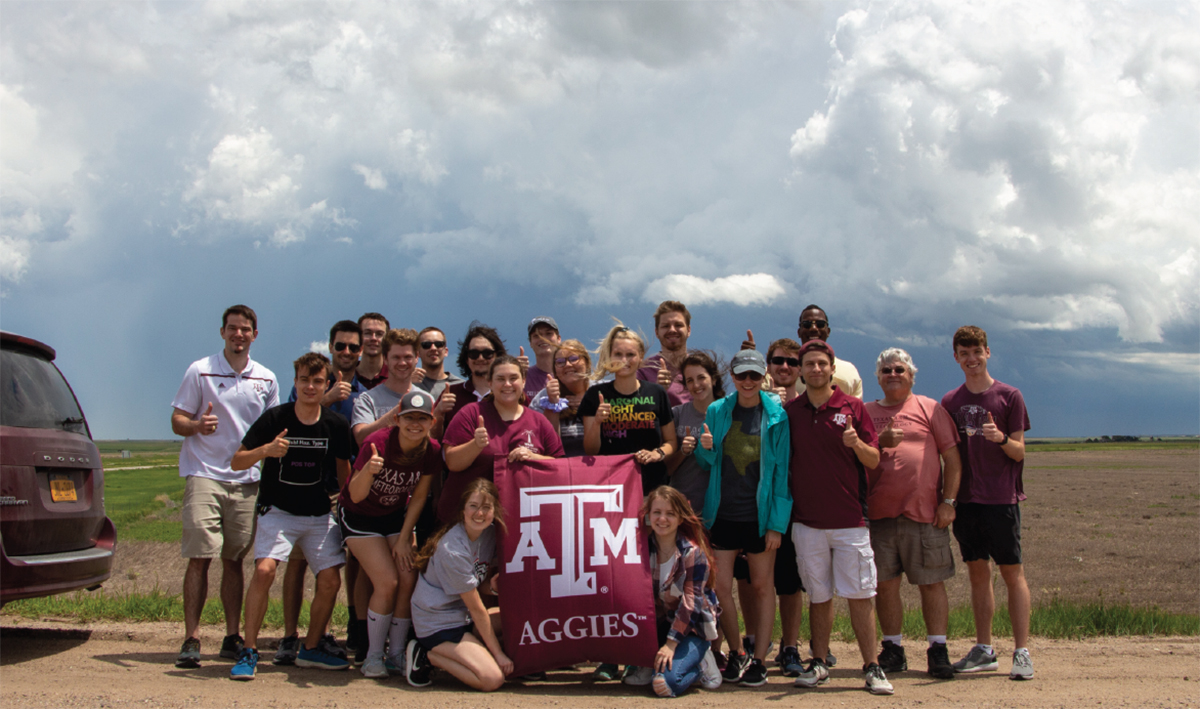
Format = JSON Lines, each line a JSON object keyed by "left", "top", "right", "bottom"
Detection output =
{"left": 869, "top": 516, "right": 955, "bottom": 586}
{"left": 792, "top": 523, "right": 876, "bottom": 604}
{"left": 709, "top": 518, "right": 766, "bottom": 555}
{"left": 254, "top": 508, "right": 346, "bottom": 573}
{"left": 418, "top": 623, "right": 473, "bottom": 651}
{"left": 953, "top": 503, "right": 1022, "bottom": 566}
{"left": 734, "top": 525, "right": 805, "bottom": 595}
{"left": 338, "top": 505, "right": 406, "bottom": 541}
{"left": 181, "top": 476, "right": 257, "bottom": 561}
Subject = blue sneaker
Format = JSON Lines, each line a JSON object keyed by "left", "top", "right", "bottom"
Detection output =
{"left": 296, "top": 644, "right": 351, "bottom": 671}
{"left": 230, "top": 648, "right": 259, "bottom": 681}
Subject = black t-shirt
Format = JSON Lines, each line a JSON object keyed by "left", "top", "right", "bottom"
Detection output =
{"left": 578, "top": 380, "right": 673, "bottom": 492}
{"left": 242, "top": 403, "right": 354, "bottom": 517}
{"left": 718, "top": 403, "right": 762, "bottom": 523}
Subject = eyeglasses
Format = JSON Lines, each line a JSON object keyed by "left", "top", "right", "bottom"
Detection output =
{"left": 466, "top": 348, "right": 496, "bottom": 360}
{"left": 799, "top": 319, "right": 828, "bottom": 329}
{"left": 769, "top": 356, "right": 800, "bottom": 367}
{"left": 333, "top": 342, "right": 362, "bottom": 353}
{"left": 732, "top": 371, "right": 764, "bottom": 381}
{"left": 554, "top": 355, "right": 583, "bottom": 366}
{"left": 879, "top": 366, "right": 907, "bottom": 375}
{"left": 420, "top": 340, "right": 446, "bottom": 350}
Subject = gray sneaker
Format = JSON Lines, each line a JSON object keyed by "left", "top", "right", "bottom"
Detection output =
{"left": 1009, "top": 648, "right": 1034, "bottom": 680}
{"left": 864, "top": 663, "right": 894, "bottom": 695}
{"left": 623, "top": 665, "right": 655, "bottom": 686}
{"left": 793, "top": 658, "right": 830, "bottom": 688}
{"left": 175, "top": 637, "right": 201, "bottom": 668}
{"left": 953, "top": 645, "right": 999, "bottom": 673}
{"left": 273, "top": 634, "right": 299, "bottom": 666}
{"left": 361, "top": 652, "right": 389, "bottom": 679}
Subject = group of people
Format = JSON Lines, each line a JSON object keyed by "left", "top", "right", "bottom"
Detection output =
{"left": 169, "top": 300, "right": 1032, "bottom": 696}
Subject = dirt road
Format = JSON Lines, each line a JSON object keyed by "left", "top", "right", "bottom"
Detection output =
{"left": 1, "top": 620, "right": 1197, "bottom": 708}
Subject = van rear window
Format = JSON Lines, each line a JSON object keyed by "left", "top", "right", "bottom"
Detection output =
{"left": 1, "top": 348, "right": 85, "bottom": 431}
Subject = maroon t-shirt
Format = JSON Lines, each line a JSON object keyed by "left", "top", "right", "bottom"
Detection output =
{"left": 786, "top": 388, "right": 878, "bottom": 530}
{"left": 438, "top": 400, "right": 565, "bottom": 522}
{"left": 940, "top": 380, "right": 1030, "bottom": 505}
{"left": 637, "top": 352, "right": 691, "bottom": 408}
{"left": 339, "top": 429, "right": 442, "bottom": 517}
{"left": 436, "top": 380, "right": 485, "bottom": 443}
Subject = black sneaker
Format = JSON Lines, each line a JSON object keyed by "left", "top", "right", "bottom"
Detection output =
{"left": 740, "top": 658, "right": 768, "bottom": 687}
{"left": 219, "top": 634, "right": 244, "bottom": 660}
{"left": 721, "top": 651, "right": 749, "bottom": 683}
{"left": 405, "top": 639, "right": 432, "bottom": 688}
{"left": 878, "top": 640, "right": 907, "bottom": 673}
{"left": 319, "top": 633, "right": 348, "bottom": 661}
{"left": 927, "top": 642, "right": 955, "bottom": 680}
{"left": 345, "top": 607, "right": 360, "bottom": 653}
{"left": 777, "top": 645, "right": 804, "bottom": 677}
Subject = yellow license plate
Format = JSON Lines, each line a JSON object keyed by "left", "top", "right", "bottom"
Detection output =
{"left": 50, "top": 474, "right": 77, "bottom": 502}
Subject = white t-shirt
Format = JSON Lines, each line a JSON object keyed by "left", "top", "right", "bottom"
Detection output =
{"left": 172, "top": 352, "right": 279, "bottom": 484}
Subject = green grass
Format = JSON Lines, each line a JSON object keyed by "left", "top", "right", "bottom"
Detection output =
{"left": 1025, "top": 440, "right": 1199, "bottom": 452}
{"left": 96, "top": 440, "right": 181, "bottom": 455}
{"left": 103, "top": 465, "right": 187, "bottom": 542}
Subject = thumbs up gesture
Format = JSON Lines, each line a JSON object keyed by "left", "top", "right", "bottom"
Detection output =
{"left": 412, "top": 367, "right": 427, "bottom": 384}
{"left": 878, "top": 416, "right": 904, "bottom": 449}
{"left": 266, "top": 428, "right": 290, "bottom": 457}
{"left": 324, "top": 370, "right": 352, "bottom": 405}
{"left": 741, "top": 329, "right": 756, "bottom": 351}
{"left": 842, "top": 414, "right": 860, "bottom": 448}
{"left": 700, "top": 423, "right": 713, "bottom": 450}
{"left": 473, "top": 415, "right": 490, "bottom": 450}
{"left": 981, "top": 411, "right": 1004, "bottom": 443}
{"left": 198, "top": 402, "right": 219, "bottom": 435}
{"left": 595, "top": 392, "right": 611, "bottom": 423}
{"left": 517, "top": 346, "right": 529, "bottom": 368}
{"left": 680, "top": 433, "right": 697, "bottom": 456}
{"left": 364, "top": 442, "right": 384, "bottom": 476}
{"left": 546, "top": 375, "right": 561, "bottom": 404}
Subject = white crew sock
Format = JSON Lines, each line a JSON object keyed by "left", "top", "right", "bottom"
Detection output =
{"left": 977, "top": 643, "right": 995, "bottom": 655}
{"left": 366, "top": 609, "right": 392, "bottom": 657}
{"left": 883, "top": 634, "right": 903, "bottom": 646}
{"left": 927, "top": 635, "right": 947, "bottom": 647}
{"left": 389, "top": 617, "right": 412, "bottom": 658}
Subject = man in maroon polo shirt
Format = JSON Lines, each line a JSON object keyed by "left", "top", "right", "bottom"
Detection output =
{"left": 785, "top": 339, "right": 892, "bottom": 696}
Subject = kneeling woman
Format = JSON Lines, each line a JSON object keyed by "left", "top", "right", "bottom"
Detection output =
{"left": 644, "top": 486, "right": 723, "bottom": 697}
{"left": 406, "top": 479, "right": 512, "bottom": 691}
{"left": 340, "top": 390, "right": 440, "bottom": 678}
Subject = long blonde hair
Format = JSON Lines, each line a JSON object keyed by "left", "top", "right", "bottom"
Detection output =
{"left": 592, "top": 322, "right": 646, "bottom": 380}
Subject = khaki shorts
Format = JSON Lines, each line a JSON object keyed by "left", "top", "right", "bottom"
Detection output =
{"left": 181, "top": 476, "right": 258, "bottom": 560}
{"left": 869, "top": 515, "right": 955, "bottom": 586}
{"left": 793, "top": 523, "right": 876, "bottom": 604}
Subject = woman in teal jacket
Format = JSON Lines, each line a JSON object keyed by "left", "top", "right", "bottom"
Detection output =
{"left": 693, "top": 350, "right": 792, "bottom": 686}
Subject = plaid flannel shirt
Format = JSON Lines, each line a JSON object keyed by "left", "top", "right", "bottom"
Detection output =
{"left": 650, "top": 534, "right": 720, "bottom": 644}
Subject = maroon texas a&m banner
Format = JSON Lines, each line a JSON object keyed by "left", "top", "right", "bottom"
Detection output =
{"left": 495, "top": 455, "right": 657, "bottom": 676}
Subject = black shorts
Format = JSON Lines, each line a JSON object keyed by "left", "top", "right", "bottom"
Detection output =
{"left": 414, "top": 497, "right": 438, "bottom": 547}
{"left": 953, "top": 503, "right": 1022, "bottom": 566}
{"left": 418, "top": 623, "right": 473, "bottom": 651}
{"left": 730, "top": 525, "right": 804, "bottom": 595}
{"left": 338, "top": 505, "right": 406, "bottom": 542}
{"left": 710, "top": 518, "right": 766, "bottom": 555}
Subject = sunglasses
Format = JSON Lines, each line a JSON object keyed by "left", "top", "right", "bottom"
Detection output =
{"left": 880, "top": 366, "right": 907, "bottom": 375}
{"left": 799, "top": 319, "right": 828, "bottom": 329}
{"left": 466, "top": 348, "right": 497, "bottom": 360}
{"left": 333, "top": 342, "right": 362, "bottom": 353}
{"left": 732, "top": 370, "right": 764, "bottom": 381}
{"left": 770, "top": 356, "right": 800, "bottom": 367}
{"left": 420, "top": 340, "right": 446, "bottom": 350}
{"left": 555, "top": 355, "right": 583, "bottom": 366}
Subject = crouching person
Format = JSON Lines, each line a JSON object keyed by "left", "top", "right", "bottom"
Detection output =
{"left": 406, "top": 479, "right": 512, "bottom": 691}
{"left": 229, "top": 353, "right": 354, "bottom": 680}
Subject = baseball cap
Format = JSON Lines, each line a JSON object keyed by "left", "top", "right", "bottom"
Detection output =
{"left": 797, "top": 339, "right": 836, "bottom": 362}
{"left": 528, "top": 316, "right": 559, "bottom": 338}
{"left": 399, "top": 390, "right": 434, "bottom": 417}
{"left": 730, "top": 349, "right": 767, "bottom": 376}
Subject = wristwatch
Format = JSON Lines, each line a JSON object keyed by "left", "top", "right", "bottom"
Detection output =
{"left": 942, "top": 498, "right": 957, "bottom": 508}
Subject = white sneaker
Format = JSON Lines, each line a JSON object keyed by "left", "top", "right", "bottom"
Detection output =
{"left": 360, "top": 652, "right": 388, "bottom": 679}
{"left": 623, "top": 665, "right": 655, "bottom": 686}
{"left": 385, "top": 653, "right": 405, "bottom": 676}
{"left": 1010, "top": 648, "right": 1034, "bottom": 680}
{"left": 699, "top": 647, "right": 723, "bottom": 690}
{"left": 864, "top": 662, "right": 894, "bottom": 695}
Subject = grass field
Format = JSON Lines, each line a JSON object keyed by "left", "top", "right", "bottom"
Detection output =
{"left": 4, "top": 440, "right": 1196, "bottom": 638}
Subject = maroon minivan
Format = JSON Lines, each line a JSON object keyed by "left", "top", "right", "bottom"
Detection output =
{"left": 1, "top": 331, "right": 116, "bottom": 606}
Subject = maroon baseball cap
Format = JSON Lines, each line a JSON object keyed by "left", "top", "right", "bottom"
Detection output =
{"left": 797, "top": 339, "right": 836, "bottom": 362}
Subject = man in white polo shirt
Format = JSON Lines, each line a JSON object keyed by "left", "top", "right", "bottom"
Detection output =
{"left": 170, "top": 305, "right": 279, "bottom": 669}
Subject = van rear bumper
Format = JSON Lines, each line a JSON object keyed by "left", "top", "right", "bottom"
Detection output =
{"left": 0, "top": 516, "right": 116, "bottom": 605}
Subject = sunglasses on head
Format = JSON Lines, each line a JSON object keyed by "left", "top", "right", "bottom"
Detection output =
{"left": 770, "top": 356, "right": 800, "bottom": 367}
{"left": 799, "top": 319, "right": 828, "bottom": 329}
{"left": 554, "top": 354, "right": 583, "bottom": 366}
{"left": 466, "top": 348, "right": 496, "bottom": 360}
{"left": 420, "top": 340, "right": 446, "bottom": 350}
{"left": 880, "top": 366, "right": 907, "bottom": 375}
{"left": 732, "top": 370, "right": 764, "bottom": 381}
{"left": 333, "top": 342, "right": 362, "bottom": 353}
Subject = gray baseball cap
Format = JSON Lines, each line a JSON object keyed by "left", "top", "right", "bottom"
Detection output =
{"left": 399, "top": 390, "right": 434, "bottom": 417}
{"left": 731, "top": 349, "right": 767, "bottom": 376}
{"left": 528, "top": 316, "right": 559, "bottom": 338}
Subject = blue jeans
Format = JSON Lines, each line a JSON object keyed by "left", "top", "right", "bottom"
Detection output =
{"left": 657, "top": 634, "right": 708, "bottom": 697}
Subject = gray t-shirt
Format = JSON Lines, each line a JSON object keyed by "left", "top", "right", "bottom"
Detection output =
{"left": 670, "top": 403, "right": 710, "bottom": 514}
{"left": 351, "top": 383, "right": 405, "bottom": 428}
{"left": 411, "top": 523, "right": 496, "bottom": 637}
{"left": 718, "top": 403, "right": 762, "bottom": 523}
{"left": 414, "top": 372, "right": 464, "bottom": 402}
